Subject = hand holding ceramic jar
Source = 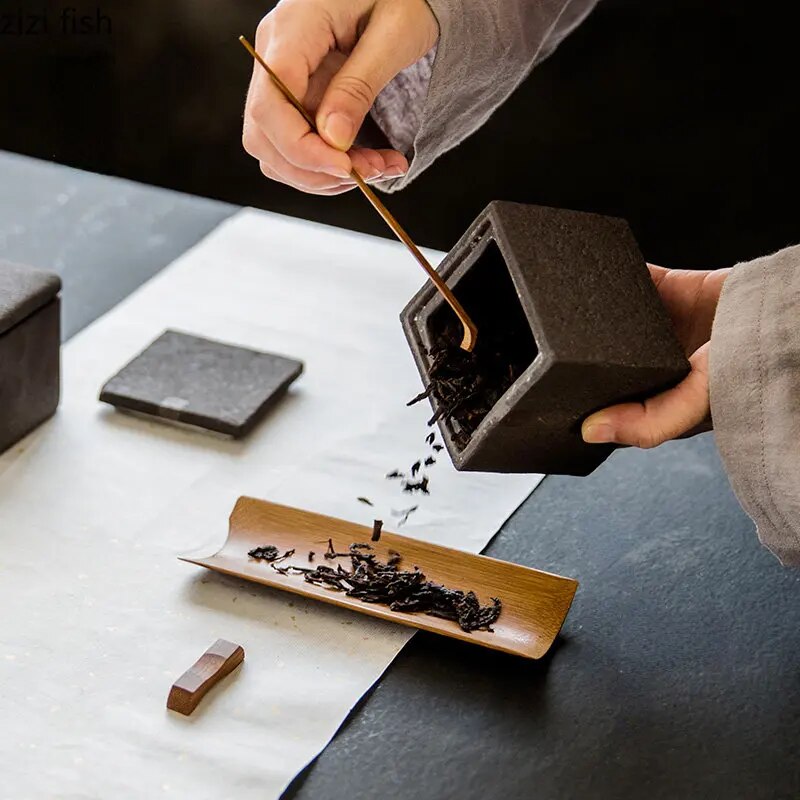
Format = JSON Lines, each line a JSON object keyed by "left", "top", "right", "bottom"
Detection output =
{"left": 242, "top": 0, "right": 438, "bottom": 195}
{"left": 582, "top": 266, "right": 731, "bottom": 449}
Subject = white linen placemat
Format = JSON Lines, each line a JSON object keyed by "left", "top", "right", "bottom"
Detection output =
{"left": 0, "top": 208, "right": 542, "bottom": 799}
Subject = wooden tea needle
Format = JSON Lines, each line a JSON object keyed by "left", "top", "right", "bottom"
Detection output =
{"left": 239, "top": 35, "right": 478, "bottom": 352}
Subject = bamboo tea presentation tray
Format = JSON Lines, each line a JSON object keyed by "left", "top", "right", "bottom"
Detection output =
{"left": 181, "top": 497, "right": 578, "bottom": 659}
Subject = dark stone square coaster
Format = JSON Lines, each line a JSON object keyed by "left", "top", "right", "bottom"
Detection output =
{"left": 99, "top": 330, "right": 303, "bottom": 437}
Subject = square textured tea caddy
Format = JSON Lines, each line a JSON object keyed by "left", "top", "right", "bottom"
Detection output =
{"left": 401, "top": 202, "right": 690, "bottom": 476}
{"left": 0, "top": 260, "right": 61, "bottom": 455}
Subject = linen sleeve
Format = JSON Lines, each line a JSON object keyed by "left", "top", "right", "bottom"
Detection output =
{"left": 709, "top": 244, "right": 800, "bottom": 566}
{"left": 371, "top": 0, "right": 599, "bottom": 190}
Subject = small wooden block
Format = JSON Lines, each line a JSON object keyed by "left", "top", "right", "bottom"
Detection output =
{"left": 167, "top": 639, "right": 245, "bottom": 716}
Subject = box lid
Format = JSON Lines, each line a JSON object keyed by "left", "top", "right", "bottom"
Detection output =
{"left": 0, "top": 261, "right": 61, "bottom": 337}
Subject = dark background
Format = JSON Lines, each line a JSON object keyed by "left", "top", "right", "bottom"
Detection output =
{"left": 1, "top": 0, "right": 797, "bottom": 265}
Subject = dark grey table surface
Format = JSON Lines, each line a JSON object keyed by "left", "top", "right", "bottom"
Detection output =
{"left": 3, "top": 151, "right": 799, "bottom": 800}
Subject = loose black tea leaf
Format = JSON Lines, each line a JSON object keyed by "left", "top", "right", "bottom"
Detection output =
{"left": 408, "top": 315, "right": 530, "bottom": 450}
{"left": 267, "top": 548, "right": 295, "bottom": 570}
{"left": 324, "top": 539, "right": 353, "bottom": 560}
{"left": 357, "top": 497, "right": 374, "bottom": 506}
{"left": 433, "top": 444, "right": 444, "bottom": 452}
{"left": 386, "top": 470, "right": 405, "bottom": 480}
{"left": 248, "top": 545, "right": 280, "bottom": 561}
{"left": 402, "top": 476, "right": 430, "bottom": 495}
{"left": 308, "top": 551, "right": 315, "bottom": 562}
{"left": 407, "top": 387, "right": 431, "bottom": 407}
{"left": 392, "top": 505, "right": 419, "bottom": 526}
{"left": 426, "top": 432, "right": 436, "bottom": 446}
{"left": 424, "top": 456, "right": 436, "bottom": 467}
{"left": 410, "top": 461, "right": 422, "bottom": 477}
{"left": 250, "top": 541, "right": 502, "bottom": 633}
{"left": 371, "top": 519, "right": 383, "bottom": 542}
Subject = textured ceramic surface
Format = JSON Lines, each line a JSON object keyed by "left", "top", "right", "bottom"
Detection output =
{"left": 0, "top": 260, "right": 62, "bottom": 336}
{"left": 99, "top": 329, "right": 303, "bottom": 437}
{"left": 402, "top": 201, "right": 690, "bottom": 476}
{"left": 0, "top": 260, "right": 61, "bottom": 455}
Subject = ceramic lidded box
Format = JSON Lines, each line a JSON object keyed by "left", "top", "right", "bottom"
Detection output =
{"left": 401, "top": 202, "right": 690, "bottom": 476}
{"left": 0, "top": 261, "right": 61, "bottom": 454}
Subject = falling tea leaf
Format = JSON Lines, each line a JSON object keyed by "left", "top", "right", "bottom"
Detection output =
{"left": 392, "top": 506, "right": 419, "bottom": 526}
{"left": 402, "top": 477, "right": 430, "bottom": 495}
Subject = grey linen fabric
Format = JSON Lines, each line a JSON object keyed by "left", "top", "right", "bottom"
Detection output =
{"left": 710, "top": 247, "right": 800, "bottom": 566}
{"left": 371, "top": 0, "right": 600, "bottom": 189}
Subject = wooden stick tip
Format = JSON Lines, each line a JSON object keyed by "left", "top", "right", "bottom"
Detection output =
{"left": 459, "top": 326, "right": 478, "bottom": 352}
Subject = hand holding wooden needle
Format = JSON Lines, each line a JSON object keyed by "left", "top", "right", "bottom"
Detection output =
{"left": 240, "top": 32, "right": 477, "bottom": 351}
{"left": 241, "top": 0, "right": 438, "bottom": 194}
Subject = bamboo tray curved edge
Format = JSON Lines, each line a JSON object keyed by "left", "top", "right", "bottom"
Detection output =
{"left": 180, "top": 496, "right": 579, "bottom": 659}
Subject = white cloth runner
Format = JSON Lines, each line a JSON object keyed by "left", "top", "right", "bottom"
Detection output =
{"left": 0, "top": 209, "right": 541, "bottom": 799}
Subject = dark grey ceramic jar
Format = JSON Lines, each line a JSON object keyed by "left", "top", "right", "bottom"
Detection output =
{"left": 401, "top": 202, "right": 689, "bottom": 476}
{"left": 0, "top": 261, "right": 61, "bottom": 454}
